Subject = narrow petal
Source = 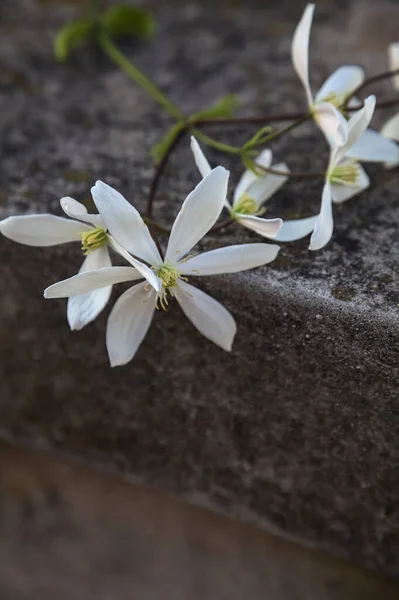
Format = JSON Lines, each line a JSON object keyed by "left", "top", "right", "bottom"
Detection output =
{"left": 314, "top": 102, "right": 348, "bottom": 146}
{"left": 0, "top": 214, "right": 91, "bottom": 246}
{"left": 60, "top": 197, "right": 103, "bottom": 227}
{"left": 291, "top": 3, "right": 315, "bottom": 107}
{"left": 176, "top": 280, "right": 236, "bottom": 352}
{"left": 235, "top": 215, "right": 283, "bottom": 239}
{"left": 381, "top": 113, "right": 399, "bottom": 168}
{"left": 315, "top": 66, "right": 364, "bottom": 104}
{"left": 108, "top": 237, "right": 161, "bottom": 292}
{"left": 91, "top": 180, "right": 161, "bottom": 265}
{"left": 332, "top": 95, "right": 375, "bottom": 165}
{"left": 165, "top": 166, "right": 229, "bottom": 262}
{"left": 190, "top": 136, "right": 212, "bottom": 177}
{"left": 275, "top": 215, "right": 317, "bottom": 242}
{"left": 44, "top": 265, "right": 141, "bottom": 299}
{"left": 346, "top": 128, "right": 399, "bottom": 164}
{"left": 233, "top": 149, "right": 272, "bottom": 204}
{"left": 331, "top": 165, "right": 369, "bottom": 204}
{"left": 309, "top": 182, "right": 333, "bottom": 251}
{"left": 106, "top": 282, "right": 157, "bottom": 367}
{"left": 245, "top": 162, "right": 289, "bottom": 208}
{"left": 388, "top": 42, "right": 399, "bottom": 90}
{"left": 179, "top": 243, "right": 280, "bottom": 276}
{"left": 67, "top": 246, "right": 112, "bottom": 331}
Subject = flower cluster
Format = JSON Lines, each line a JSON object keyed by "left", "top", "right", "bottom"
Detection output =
{"left": 1, "top": 3, "right": 398, "bottom": 367}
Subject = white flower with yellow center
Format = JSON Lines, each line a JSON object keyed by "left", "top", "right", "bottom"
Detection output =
{"left": 294, "top": 4, "right": 399, "bottom": 165}
{"left": 0, "top": 194, "right": 153, "bottom": 330}
{"left": 276, "top": 96, "right": 377, "bottom": 250}
{"left": 44, "top": 168, "right": 280, "bottom": 366}
{"left": 191, "top": 136, "right": 285, "bottom": 239}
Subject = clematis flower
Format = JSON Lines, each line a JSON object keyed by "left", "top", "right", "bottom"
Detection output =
{"left": 44, "top": 169, "right": 280, "bottom": 366}
{"left": 293, "top": 4, "right": 399, "bottom": 165}
{"left": 190, "top": 136, "right": 284, "bottom": 239}
{"left": 0, "top": 195, "right": 152, "bottom": 330}
{"left": 277, "top": 96, "right": 377, "bottom": 250}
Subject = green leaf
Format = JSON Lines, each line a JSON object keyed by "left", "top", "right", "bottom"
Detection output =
{"left": 54, "top": 18, "right": 94, "bottom": 62}
{"left": 150, "top": 122, "right": 185, "bottom": 165}
{"left": 102, "top": 5, "right": 155, "bottom": 39}
{"left": 191, "top": 94, "right": 239, "bottom": 121}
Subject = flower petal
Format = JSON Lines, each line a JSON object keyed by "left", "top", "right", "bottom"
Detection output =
{"left": 108, "top": 237, "right": 161, "bottom": 292}
{"left": 233, "top": 149, "right": 272, "bottom": 204}
{"left": 309, "top": 182, "right": 333, "bottom": 251}
{"left": 388, "top": 42, "right": 399, "bottom": 90}
{"left": 165, "top": 166, "right": 229, "bottom": 263}
{"left": 44, "top": 265, "right": 141, "bottom": 299}
{"left": 346, "top": 128, "right": 399, "bottom": 164}
{"left": 245, "top": 162, "right": 289, "bottom": 208}
{"left": 332, "top": 95, "right": 375, "bottom": 165}
{"left": 91, "top": 180, "right": 161, "bottom": 265}
{"left": 291, "top": 3, "right": 315, "bottom": 107}
{"left": 314, "top": 102, "right": 348, "bottom": 146}
{"left": 179, "top": 243, "right": 280, "bottom": 276}
{"left": 274, "top": 215, "right": 318, "bottom": 242}
{"left": 176, "top": 280, "right": 236, "bottom": 352}
{"left": 60, "top": 197, "right": 103, "bottom": 227}
{"left": 235, "top": 215, "right": 283, "bottom": 239}
{"left": 106, "top": 282, "right": 157, "bottom": 367}
{"left": 331, "top": 164, "right": 369, "bottom": 204}
{"left": 315, "top": 66, "right": 364, "bottom": 104}
{"left": 0, "top": 214, "right": 91, "bottom": 246}
{"left": 190, "top": 136, "right": 212, "bottom": 178}
{"left": 67, "top": 246, "right": 112, "bottom": 331}
{"left": 381, "top": 113, "right": 399, "bottom": 168}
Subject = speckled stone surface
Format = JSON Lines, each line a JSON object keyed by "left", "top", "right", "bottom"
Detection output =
{"left": 0, "top": 0, "right": 398, "bottom": 577}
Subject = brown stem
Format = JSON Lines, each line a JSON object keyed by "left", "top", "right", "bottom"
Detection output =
{"left": 254, "top": 163, "right": 324, "bottom": 178}
{"left": 345, "top": 68, "right": 399, "bottom": 104}
{"left": 210, "top": 218, "right": 235, "bottom": 233}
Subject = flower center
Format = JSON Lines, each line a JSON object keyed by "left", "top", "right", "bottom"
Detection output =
{"left": 233, "top": 193, "right": 258, "bottom": 216}
{"left": 155, "top": 263, "right": 183, "bottom": 310}
{"left": 329, "top": 160, "right": 360, "bottom": 186}
{"left": 81, "top": 227, "right": 108, "bottom": 255}
{"left": 318, "top": 92, "right": 342, "bottom": 109}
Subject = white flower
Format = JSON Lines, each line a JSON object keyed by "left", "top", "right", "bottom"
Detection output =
{"left": 277, "top": 96, "right": 377, "bottom": 250}
{"left": 293, "top": 4, "right": 399, "bottom": 165}
{"left": 191, "top": 136, "right": 285, "bottom": 239}
{"left": 44, "top": 169, "right": 280, "bottom": 366}
{"left": 388, "top": 40, "right": 399, "bottom": 90}
{"left": 0, "top": 194, "right": 154, "bottom": 330}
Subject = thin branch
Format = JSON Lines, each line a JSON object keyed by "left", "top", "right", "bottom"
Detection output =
{"left": 254, "top": 163, "right": 324, "bottom": 178}
{"left": 210, "top": 218, "right": 235, "bottom": 233}
{"left": 346, "top": 68, "right": 399, "bottom": 103}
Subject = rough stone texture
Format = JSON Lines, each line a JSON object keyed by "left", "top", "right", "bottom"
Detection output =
{"left": 0, "top": 0, "right": 398, "bottom": 578}
{"left": 1, "top": 439, "right": 399, "bottom": 600}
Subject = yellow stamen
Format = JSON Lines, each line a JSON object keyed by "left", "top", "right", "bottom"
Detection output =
{"left": 232, "top": 193, "right": 258, "bottom": 216}
{"left": 81, "top": 227, "right": 108, "bottom": 255}
{"left": 329, "top": 160, "right": 360, "bottom": 186}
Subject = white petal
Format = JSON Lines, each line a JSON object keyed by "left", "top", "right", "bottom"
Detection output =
{"left": 106, "top": 282, "right": 157, "bottom": 367}
{"left": 331, "top": 165, "right": 369, "bottom": 204}
{"left": 0, "top": 214, "right": 91, "bottom": 246}
{"left": 108, "top": 237, "right": 161, "bottom": 292}
{"left": 67, "top": 246, "right": 112, "bottom": 331}
{"left": 44, "top": 265, "right": 141, "bottom": 299}
{"left": 332, "top": 95, "right": 375, "bottom": 165}
{"left": 314, "top": 102, "right": 348, "bottom": 146}
{"left": 235, "top": 215, "right": 283, "bottom": 239}
{"left": 179, "top": 243, "right": 280, "bottom": 276}
{"left": 291, "top": 3, "right": 314, "bottom": 107}
{"left": 233, "top": 149, "right": 272, "bottom": 204}
{"left": 60, "top": 197, "right": 103, "bottom": 227}
{"left": 190, "top": 136, "right": 212, "bottom": 178}
{"left": 388, "top": 42, "right": 399, "bottom": 90}
{"left": 176, "top": 280, "right": 236, "bottom": 352}
{"left": 275, "top": 215, "right": 318, "bottom": 242}
{"left": 245, "top": 162, "right": 289, "bottom": 208}
{"left": 346, "top": 128, "right": 399, "bottom": 164}
{"left": 381, "top": 113, "right": 399, "bottom": 168}
{"left": 165, "top": 166, "right": 229, "bottom": 262}
{"left": 91, "top": 180, "right": 161, "bottom": 265}
{"left": 309, "top": 182, "right": 333, "bottom": 251}
{"left": 315, "top": 66, "right": 364, "bottom": 104}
